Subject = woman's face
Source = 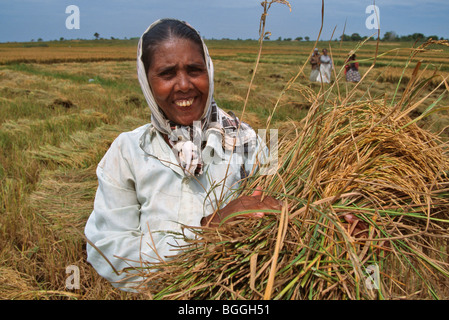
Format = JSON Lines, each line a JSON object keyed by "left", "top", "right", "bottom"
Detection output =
{"left": 147, "top": 37, "right": 209, "bottom": 126}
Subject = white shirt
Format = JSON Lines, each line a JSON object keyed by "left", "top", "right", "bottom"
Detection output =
{"left": 84, "top": 123, "right": 261, "bottom": 291}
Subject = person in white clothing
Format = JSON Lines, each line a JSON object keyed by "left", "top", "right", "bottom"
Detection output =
{"left": 316, "top": 48, "right": 333, "bottom": 83}
{"left": 84, "top": 18, "right": 282, "bottom": 291}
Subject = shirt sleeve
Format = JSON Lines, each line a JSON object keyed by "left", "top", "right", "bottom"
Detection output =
{"left": 84, "top": 134, "right": 180, "bottom": 291}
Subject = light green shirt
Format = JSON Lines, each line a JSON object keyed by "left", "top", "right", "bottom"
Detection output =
{"left": 84, "top": 123, "right": 262, "bottom": 291}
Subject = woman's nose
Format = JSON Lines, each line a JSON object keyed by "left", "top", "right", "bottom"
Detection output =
{"left": 175, "top": 72, "right": 192, "bottom": 92}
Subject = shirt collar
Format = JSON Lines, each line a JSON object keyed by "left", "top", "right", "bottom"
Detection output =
{"left": 139, "top": 124, "right": 228, "bottom": 177}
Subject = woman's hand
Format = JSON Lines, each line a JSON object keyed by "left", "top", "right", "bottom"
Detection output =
{"left": 343, "top": 214, "right": 369, "bottom": 238}
{"left": 201, "top": 188, "right": 282, "bottom": 227}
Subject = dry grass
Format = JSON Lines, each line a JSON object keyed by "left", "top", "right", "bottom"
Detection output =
{"left": 0, "top": 45, "right": 136, "bottom": 65}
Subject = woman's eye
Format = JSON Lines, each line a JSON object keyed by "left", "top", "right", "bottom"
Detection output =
{"left": 188, "top": 67, "right": 205, "bottom": 76}
{"left": 160, "top": 70, "right": 175, "bottom": 77}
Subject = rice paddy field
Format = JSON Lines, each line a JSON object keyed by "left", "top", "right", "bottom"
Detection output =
{"left": 1, "top": 35, "right": 449, "bottom": 300}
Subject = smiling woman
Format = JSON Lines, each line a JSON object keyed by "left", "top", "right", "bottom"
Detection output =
{"left": 83, "top": 18, "right": 282, "bottom": 292}
{"left": 146, "top": 37, "right": 209, "bottom": 126}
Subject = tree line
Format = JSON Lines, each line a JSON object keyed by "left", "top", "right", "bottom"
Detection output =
{"left": 263, "top": 32, "right": 446, "bottom": 42}
{"left": 25, "top": 31, "right": 446, "bottom": 44}
{"left": 340, "top": 31, "right": 446, "bottom": 42}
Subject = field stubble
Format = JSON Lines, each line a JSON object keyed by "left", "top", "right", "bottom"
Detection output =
{"left": 0, "top": 39, "right": 448, "bottom": 299}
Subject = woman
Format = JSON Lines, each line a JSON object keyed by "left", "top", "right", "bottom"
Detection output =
{"left": 84, "top": 19, "right": 281, "bottom": 291}
{"left": 309, "top": 48, "right": 320, "bottom": 82}
{"left": 345, "top": 54, "right": 361, "bottom": 83}
{"left": 316, "top": 49, "right": 332, "bottom": 83}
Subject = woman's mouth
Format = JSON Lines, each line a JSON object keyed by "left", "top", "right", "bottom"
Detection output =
{"left": 174, "top": 98, "right": 194, "bottom": 108}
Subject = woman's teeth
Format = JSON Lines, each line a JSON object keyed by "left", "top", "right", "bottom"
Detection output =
{"left": 175, "top": 98, "right": 194, "bottom": 107}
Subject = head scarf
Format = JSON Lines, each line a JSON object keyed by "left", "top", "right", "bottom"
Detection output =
{"left": 137, "top": 19, "right": 255, "bottom": 176}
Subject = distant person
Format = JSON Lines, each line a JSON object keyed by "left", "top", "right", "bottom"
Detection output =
{"left": 345, "top": 54, "right": 361, "bottom": 83}
{"left": 316, "top": 49, "right": 332, "bottom": 83}
{"left": 309, "top": 48, "right": 320, "bottom": 82}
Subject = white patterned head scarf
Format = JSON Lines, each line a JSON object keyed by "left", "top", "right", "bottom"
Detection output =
{"left": 137, "top": 18, "right": 255, "bottom": 176}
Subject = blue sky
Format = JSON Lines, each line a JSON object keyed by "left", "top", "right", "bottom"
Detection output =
{"left": 0, "top": 0, "right": 448, "bottom": 42}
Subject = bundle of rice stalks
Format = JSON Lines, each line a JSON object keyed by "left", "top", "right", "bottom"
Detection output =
{"left": 133, "top": 97, "right": 448, "bottom": 300}
{"left": 127, "top": 49, "right": 449, "bottom": 299}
